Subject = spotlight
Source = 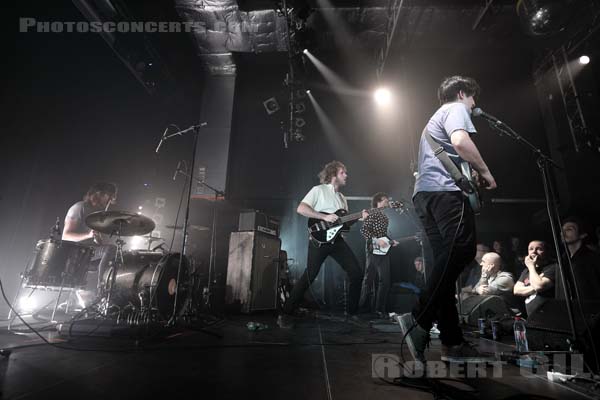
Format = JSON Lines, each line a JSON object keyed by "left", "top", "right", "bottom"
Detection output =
{"left": 579, "top": 55, "right": 590, "bottom": 65}
{"left": 295, "top": 117, "right": 306, "bottom": 128}
{"left": 374, "top": 88, "right": 392, "bottom": 106}
{"left": 303, "top": 49, "right": 309, "bottom": 55}
{"left": 306, "top": 90, "right": 311, "bottom": 94}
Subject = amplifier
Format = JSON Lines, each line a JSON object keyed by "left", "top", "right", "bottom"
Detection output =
{"left": 238, "top": 210, "right": 280, "bottom": 237}
{"left": 226, "top": 231, "right": 281, "bottom": 313}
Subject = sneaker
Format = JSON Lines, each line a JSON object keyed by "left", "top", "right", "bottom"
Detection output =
{"left": 277, "top": 314, "right": 295, "bottom": 329}
{"left": 397, "top": 313, "right": 429, "bottom": 363}
{"left": 441, "top": 342, "right": 495, "bottom": 363}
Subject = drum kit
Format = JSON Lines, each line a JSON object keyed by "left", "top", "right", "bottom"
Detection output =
{"left": 9, "top": 210, "right": 192, "bottom": 328}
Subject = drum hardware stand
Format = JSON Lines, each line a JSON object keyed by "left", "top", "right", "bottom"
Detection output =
{"left": 103, "top": 224, "right": 126, "bottom": 317}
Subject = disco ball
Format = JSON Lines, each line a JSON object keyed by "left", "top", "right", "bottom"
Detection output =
{"left": 516, "top": 0, "right": 573, "bottom": 37}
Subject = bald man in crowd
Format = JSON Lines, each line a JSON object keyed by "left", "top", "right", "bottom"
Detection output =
{"left": 472, "top": 252, "right": 515, "bottom": 296}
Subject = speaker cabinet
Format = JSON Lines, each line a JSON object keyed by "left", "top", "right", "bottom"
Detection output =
{"left": 226, "top": 231, "right": 281, "bottom": 313}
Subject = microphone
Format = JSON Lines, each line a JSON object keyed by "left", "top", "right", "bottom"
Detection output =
{"left": 173, "top": 161, "right": 182, "bottom": 181}
{"left": 155, "top": 127, "right": 169, "bottom": 153}
{"left": 194, "top": 122, "right": 208, "bottom": 128}
{"left": 472, "top": 108, "right": 502, "bottom": 124}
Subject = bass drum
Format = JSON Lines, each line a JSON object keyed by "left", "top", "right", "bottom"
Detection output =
{"left": 102, "top": 251, "right": 190, "bottom": 320}
{"left": 26, "top": 239, "right": 93, "bottom": 289}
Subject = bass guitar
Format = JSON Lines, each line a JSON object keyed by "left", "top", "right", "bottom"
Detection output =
{"left": 308, "top": 200, "right": 403, "bottom": 246}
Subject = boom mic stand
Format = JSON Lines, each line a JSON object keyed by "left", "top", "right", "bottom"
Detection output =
{"left": 481, "top": 115, "right": 596, "bottom": 364}
{"left": 155, "top": 123, "right": 208, "bottom": 326}
{"left": 172, "top": 168, "right": 224, "bottom": 314}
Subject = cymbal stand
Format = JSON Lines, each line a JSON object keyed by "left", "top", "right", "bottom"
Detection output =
{"left": 103, "top": 221, "right": 125, "bottom": 317}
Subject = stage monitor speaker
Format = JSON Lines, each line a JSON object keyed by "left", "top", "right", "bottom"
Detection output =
{"left": 458, "top": 295, "right": 514, "bottom": 326}
{"left": 526, "top": 300, "right": 600, "bottom": 347}
{"left": 226, "top": 231, "right": 281, "bottom": 313}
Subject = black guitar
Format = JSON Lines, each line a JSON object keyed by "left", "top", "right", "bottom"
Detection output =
{"left": 307, "top": 201, "right": 403, "bottom": 246}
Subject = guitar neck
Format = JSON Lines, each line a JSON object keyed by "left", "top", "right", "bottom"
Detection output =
{"left": 339, "top": 206, "right": 387, "bottom": 224}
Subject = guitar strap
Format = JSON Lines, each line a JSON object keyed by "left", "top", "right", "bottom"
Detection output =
{"left": 424, "top": 129, "right": 474, "bottom": 195}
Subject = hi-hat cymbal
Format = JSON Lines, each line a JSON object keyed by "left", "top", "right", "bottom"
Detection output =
{"left": 85, "top": 211, "right": 155, "bottom": 237}
{"left": 165, "top": 224, "right": 209, "bottom": 232}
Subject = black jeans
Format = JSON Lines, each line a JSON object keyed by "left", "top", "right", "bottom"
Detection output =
{"left": 283, "top": 237, "right": 363, "bottom": 315}
{"left": 359, "top": 253, "right": 391, "bottom": 313}
{"left": 412, "top": 191, "right": 476, "bottom": 346}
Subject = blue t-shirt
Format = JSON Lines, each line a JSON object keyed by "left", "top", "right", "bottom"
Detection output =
{"left": 413, "top": 102, "right": 477, "bottom": 195}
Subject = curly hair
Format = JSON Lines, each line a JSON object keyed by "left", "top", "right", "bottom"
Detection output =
{"left": 371, "top": 192, "right": 388, "bottom": 208}
{"left": 318, "top": 160, "right": 346, "bottom": 184}
{"left": 437, "top": 75, "right": 480, "bottom": 105}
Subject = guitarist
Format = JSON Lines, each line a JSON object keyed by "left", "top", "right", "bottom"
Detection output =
{"left": 278, "top": 160, "right": 363, "bottom": 329}
{"left": 358, "top": 192, "right": 399, "bottom": 316}
{"left": 398, "top": 76, "right": 497, "bottom": 364}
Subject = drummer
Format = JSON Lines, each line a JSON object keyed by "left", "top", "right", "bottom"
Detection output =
{"left": 62, "top": 182, "right": 118, "bottom": 292}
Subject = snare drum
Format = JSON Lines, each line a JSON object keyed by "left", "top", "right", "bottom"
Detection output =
{"left": 101, "top": 251, "right": 189, "bottom": 320}
{"left": 26, "top": 239, "right": 94, "bottom": 289}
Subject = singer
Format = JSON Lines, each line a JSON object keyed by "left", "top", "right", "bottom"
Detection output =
{"left": 398, "top": 76, "right": 497, "bottom": 365}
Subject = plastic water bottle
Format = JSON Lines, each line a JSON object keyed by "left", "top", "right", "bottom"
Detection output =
{"left": 513, "top": 316, "right": 529, "bottom": 353}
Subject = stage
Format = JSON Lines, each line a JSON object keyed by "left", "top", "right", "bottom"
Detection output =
{"left": 1, "top": 312, "right": 596, "bottom": 400}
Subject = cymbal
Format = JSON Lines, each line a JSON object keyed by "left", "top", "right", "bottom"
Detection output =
{"left": 85, "top": 211, "right": 155, "bottom": 237}
{"left": 165, "top": 224, "right": 209, "bottom": 232}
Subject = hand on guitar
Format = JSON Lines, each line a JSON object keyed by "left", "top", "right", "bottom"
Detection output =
{"left": 377, "top": 238, "right": 390, "bottom": 249}
{"left": 391, "top": 240, "right": 400, "bottom": 247}
{"left": 474, "top": 169, "right": 497, "bottom": 190}
{"left": 359, "top": 209, "right": 369, "bottom": 221}
{"left": 322, "top": 213, "right": 339, "bottom": 223}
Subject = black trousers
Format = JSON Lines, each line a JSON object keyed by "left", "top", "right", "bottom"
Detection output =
{"left": 359, "top": 252, "right": 391, "bottom": 313}
{"left": 412, "top": 191, "right": 476, "bottom": 346}
{"left": 283, "top": 237, "right": 363, "bottom": 315}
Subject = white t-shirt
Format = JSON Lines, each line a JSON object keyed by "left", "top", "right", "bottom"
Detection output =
{"left": 301, "top": 184, "right": 347, "bottom": 213}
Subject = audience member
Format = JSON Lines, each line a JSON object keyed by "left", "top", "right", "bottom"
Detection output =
{"left": 472, "top": 252, "right": 515, "bottom": 296}
{"left": 513, "top": 240, "right": 556, "bottom": 316}
{"left": 460, "top": 243, "right": 489, "bottom": 294}
{"left": 556, "top": 217, "right": 600, "bottom": 301}
{"left": 413, "top": 256, "right": 426, "bottom": 290}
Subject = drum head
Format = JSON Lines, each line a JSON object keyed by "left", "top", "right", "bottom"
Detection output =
{"left": 151, "top": 253, "right": 190, "bottom": 320}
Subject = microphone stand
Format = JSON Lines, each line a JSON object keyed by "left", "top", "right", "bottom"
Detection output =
{"left": 173, "top": 169, "right": 225, "bottom": 314}
{"left": 484, "top": 119, "right": 586, "bottom": 356}
{"left": 156, "top": 123, "right": 207, "bottom": 326}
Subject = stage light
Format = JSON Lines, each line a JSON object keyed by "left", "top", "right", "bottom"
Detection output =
{"left": 306, "top": 90, "right": 311, "bottom": 94}
{"left": 303, "top": 49, "right": 309, "bottom": 55}
{"left": 374, "top": 88, "right": 392, "bottom": 106}
{"left": 579, "top": 55, "right": 590, "bottom": 65}
{"left": 19, "top": 295, "right": 37, "bottom": 312}
{"left": 263, "top": 97, "right": 280, "bottom": 115}
{"left": 138, "top": 206, "right": 143, "bottom": 210}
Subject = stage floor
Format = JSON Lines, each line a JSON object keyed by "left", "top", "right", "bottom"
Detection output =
{"left": 0, "top": 312, "right": 597, "bottom": 400}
